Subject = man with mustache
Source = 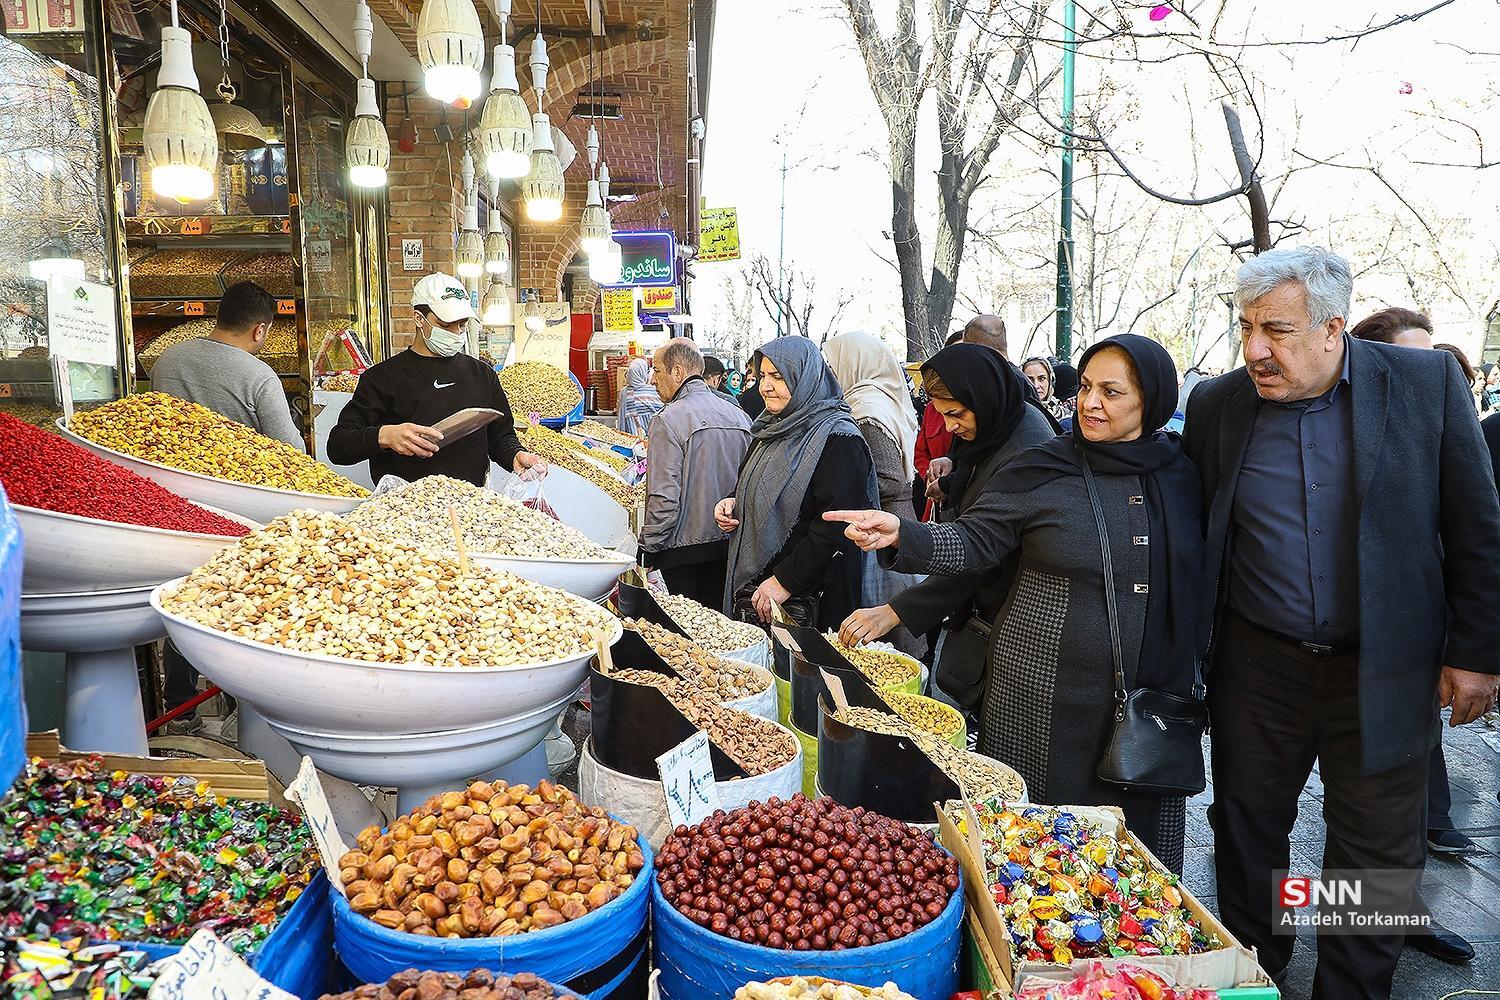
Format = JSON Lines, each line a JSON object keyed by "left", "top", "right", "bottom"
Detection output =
{"left": 1183, "top": 247, "right": 1500, "bottom": 999}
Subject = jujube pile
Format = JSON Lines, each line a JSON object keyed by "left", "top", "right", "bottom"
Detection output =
{"left": 0, "top": 412, "right": 248, "bottom": 536}
{"left": 320, "top": 969, "right": 577, "bottom": 1000}
{"left": 69, "top": 393, "right": 366, "bottom": 497}
{"left": 656, "top": 795, "right": 958, "bottom": 951}
{"left": 161, "top": 512, "right": 615, "bottom": 666}
{"left": 338, "top": 780, "right": 643, "bottom": 939}
{"left": 0, "top": 758, "right": 317, "bottom": 952}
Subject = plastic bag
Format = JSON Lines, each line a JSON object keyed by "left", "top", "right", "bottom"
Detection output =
{"left": 501, "top": 468, "right": 560, "bottom": 520}
{"left": 370, "top": 474, "right": 410, "bottom": 498}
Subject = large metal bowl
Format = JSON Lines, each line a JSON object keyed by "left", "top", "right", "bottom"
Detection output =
{"left": 470, "top": 550, "right": 633, "bottom": 602}
{"left": 21, "top": 585, "right": 166, "bottom": 652}
{"left": 57, "top": 418, "right": 363, "bottom": 522}
{"left": 152, "top": 581, "right": 622, "bottom": 736}
{"left": 16, "top": 502, "right": 258, "bottom": 593}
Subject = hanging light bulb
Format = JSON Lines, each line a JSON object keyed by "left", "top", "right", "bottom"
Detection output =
{"left": 477, "top": 45, "right": 532, "bottom": 179}
{"left": 456, "top": 150, "right": 485, "bottom": 278}
{"left": 481, "top": 279, "right": 512, "bottom": 327}
{"left": 142, "top": 4, "right": 218, "bottom": 203}
{"left": 416, "top": 0, "right": 484, "bottom": 108}
{"left": 346, "top": 1, "right": 389, "bottom": 189}
{"left": 208, "top": 0, "right": 265, "bottom": 150}
{"left": 522, "top": 113, "right": 564, "bottom": 222}
{"left": 523, "top": 293, "right": 545, "bottom": 333}
{"left": 589, "top": 238, "right": 622, "bottom": 285}
{"left": 484, "top": 177, "right": 510, "bottom": 275}
{"left": 579, "top": 179, "right": 610, "bottom": 256}
{"left": 28, "top": 240, "right": 86, "bottom": 281}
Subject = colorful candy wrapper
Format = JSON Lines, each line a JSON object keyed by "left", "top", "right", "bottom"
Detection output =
{"left": 1012, "top": 960, "right": 1218, "bottom": 1000}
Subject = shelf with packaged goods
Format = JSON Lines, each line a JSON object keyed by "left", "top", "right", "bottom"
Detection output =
{"left": 126, "top": 215, "right": 294, "bottom": 240}
{"left": 130, "top": 298, "right": 300, "bottom": 319}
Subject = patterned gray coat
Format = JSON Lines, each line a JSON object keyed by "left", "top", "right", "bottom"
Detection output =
{"left": 887, "top": 469, "right": 1187, "bottom": 872}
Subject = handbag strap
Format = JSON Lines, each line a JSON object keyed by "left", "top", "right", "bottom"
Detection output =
{"left": 1075, "top": 441, "right": 1129, "bottom": 719}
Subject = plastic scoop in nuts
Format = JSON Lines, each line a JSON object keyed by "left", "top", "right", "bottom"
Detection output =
{"left": 338, "top": 779, "right": 643, "bottom": 939}
{"left": 345, "top": 475, "right": 609, "bottom": 560}
{"left": 160, "top": 512, "right": 615, "bottom": 666}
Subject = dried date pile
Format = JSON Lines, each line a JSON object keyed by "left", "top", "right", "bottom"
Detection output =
{"left": 656, "top": 795, "right": 958, "bottom": 951}
{"left": 319, "top": 969, "right": 576, "bottom": 1000}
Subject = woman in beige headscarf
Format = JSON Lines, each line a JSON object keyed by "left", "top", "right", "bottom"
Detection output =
{"left": 824, "top": 331, "right": 926, "bottom": 657}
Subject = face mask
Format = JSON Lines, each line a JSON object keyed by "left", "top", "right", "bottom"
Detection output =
{"left": 421, "top": 320, "right": 466, "bottom": 358}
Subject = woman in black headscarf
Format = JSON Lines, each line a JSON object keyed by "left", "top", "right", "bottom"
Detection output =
{"left": 839, "top": 344, "right": 1059, "bottom": 711}
{"left": 826, "top": 335, "right": 1204, "bottom": 872}
{"left": 1050, "top": 361, "right": 1080, "bottom": 429}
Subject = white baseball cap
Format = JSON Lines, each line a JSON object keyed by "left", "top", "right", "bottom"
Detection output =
{"left": 411, "top": 272, "right": 477, "bottom": 324}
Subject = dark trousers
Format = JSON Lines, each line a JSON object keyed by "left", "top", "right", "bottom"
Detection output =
{"left": 1209, "top": 613, "right": 1427, "bottom": 1000}
{"left": 659, "top": 554, "right": 729, "bottom": 610}
{"left": 1427, "top": 743, "right": 1453, "bottom": 832}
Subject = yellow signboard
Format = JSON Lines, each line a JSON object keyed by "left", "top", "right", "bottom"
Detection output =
{"left": 642, "top": 287, "right": 677, "bottom": 311}
{"left": 699, "top": 207, "right": 741, "bottom": 263}
{"left": 602, "top": 287, "right": 637, "bottom": 333}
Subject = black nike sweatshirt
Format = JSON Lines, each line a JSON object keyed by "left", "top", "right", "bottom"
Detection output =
{"left": 327, "top": 349, "right": 524, "bottom": 487}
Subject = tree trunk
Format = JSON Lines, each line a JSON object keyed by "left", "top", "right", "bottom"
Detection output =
{"left": 889, "top": 133, "right": 930, "bottom": 361}
{"left": 925, "top": 149, "right": 968, "bottom": 358}
{"left": 1222, "top": 103, "right": 1271, "bottom": 254}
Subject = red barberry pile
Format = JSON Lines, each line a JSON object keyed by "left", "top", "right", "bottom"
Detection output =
{"left": 0, "top": 412, "right": 249, "bottom": 536}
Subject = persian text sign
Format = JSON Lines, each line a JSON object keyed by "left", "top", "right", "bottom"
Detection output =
{"left": 608, "top": 231, "right": 676, "bottom": 288}
{"left": 698, "top": 207, "right": 740, "bottom": 263}
{"left": 602, "top": 288, "right": 637, "bottom": 333}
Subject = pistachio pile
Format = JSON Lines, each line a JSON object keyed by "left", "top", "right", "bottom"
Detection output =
{"left": 70, "top": 393, "right": 365, "bottom": 497}
{"left": 498, "top": 362, "right": 582, "bottom": 419}
{"left": 736, "top": 980, "right": 916, "bottom": 1000}
{"left": 519, "top": 429, "right": 644, "bottom": 509}
{"left": 160, "top": 512, "right": 614, "bottom": 666}
{"left": 528, "top": 423, "right": 628, "bottom": 471}
{"left": 320, "top": 372, "right": 361, "bottom": 392}
{"left": 830, "top": 706, "right": 1023, "bottom": 801}
{"left": 623, "top": 619, "right": 769, "bottom": 701}
{"left": 605, "top": 668, "right": 796, "bottom": 775}
{"left": 655, "top": 592, "right": 767, "bottom": 654}
{"left": 823, "top": 634, "right": 921, "bottom": 687}
{"left": 339, "top": 779, "right": 643, "bottom": 938}
{"left": 346, "top": 476, "right": 608, "bottom": 560}
{"left": 573, "top": 420, "right": 643, "bottom": 449}
{"left": 882, "top": 692, "right": 964, "bottom": 743}
{"left": 138, "top": 318, "right": 298, "bottom": 374}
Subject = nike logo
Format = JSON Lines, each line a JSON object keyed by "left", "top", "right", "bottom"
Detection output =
{"left": 434, "top": 380, "right": 456, "bottom": 389}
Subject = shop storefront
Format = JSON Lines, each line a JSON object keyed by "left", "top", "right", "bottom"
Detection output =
{"left": 0, "top": 0, "right": 388, "bottom": 442}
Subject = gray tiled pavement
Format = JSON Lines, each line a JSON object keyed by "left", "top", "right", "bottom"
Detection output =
{"left": 1182, "top": 716, "right": 1500, "bottom": 999}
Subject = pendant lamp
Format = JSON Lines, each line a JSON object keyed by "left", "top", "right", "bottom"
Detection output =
{"left": 476, "top": 0, "right": 530, "bottom": 179}
{"left": 142, "top": 2, "right": 218, "bottom": 203}
{"left": 522, "top": 114, "right": 564, "bottom": 221}
{"left": 485, "top": 177, "right": 510, "bottom": 275}
{"left": 208, "top": 0, "right": 264, "bottom": 150}
{"left": 579, "top": 179, "right": 610, "bottom": 256}
{"left": 417, "top": 0, "right": 484, "bottom": 108}
{"left": 347, "top": 1, "right": 390, "bottom": 188}
{"left": 481, "top": 279, "right": 512, "bottom": 327}
{"left": 456, "top": 151, "right": 485, "bottom": 278}
{"left": 588, "top": 238, "right": 622, "bottom": 285}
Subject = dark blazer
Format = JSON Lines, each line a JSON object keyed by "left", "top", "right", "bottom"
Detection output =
{"left": 1183, "top": 338, "right": 1500, "bottom": 774}
{"left": 890, "top": 405, "right": 1057, "bottom": 635}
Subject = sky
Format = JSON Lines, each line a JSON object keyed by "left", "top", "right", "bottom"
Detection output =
{"left": 695, "top": 0, "right": 1500, "bottom": 367}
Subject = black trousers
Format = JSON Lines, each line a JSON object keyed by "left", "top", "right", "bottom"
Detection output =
{"left": 659, "top": 554, "right": 729, "bottom": 610}
{"left": 1209, "top": 613, "right": 1427, "bottom": 1000}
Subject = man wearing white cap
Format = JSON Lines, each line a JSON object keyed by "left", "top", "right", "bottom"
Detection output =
{"left": 328, "top": 272, "right": 545, "bottom": 486}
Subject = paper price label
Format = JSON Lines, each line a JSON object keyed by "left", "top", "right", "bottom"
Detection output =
{"left": 184, "top": 301, "right": 206, "bottom": 316}
{"left": 768, "top": 623, "right": 801, "bottom": 654}
{"left": 148, "top": 929, "right": 293, "bottom": 1000}
{"left": 280, "top": 218, "right": 292, "bottom": 234}
{"left": 819, "top": 668, "right": 850, "bottom": 713}
{"left": 178, "top": 218, "right": 205, "bottom": 236}
{"left": 276, "top": 299, "right": 295, "bottom": 315}
{"left": 656, "top": 731, "right": 720, "bottom": 829}
{"left": 283, "top": 757, "right": 350, "bottom": 893}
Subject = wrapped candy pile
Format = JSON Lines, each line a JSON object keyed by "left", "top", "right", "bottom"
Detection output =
{"left": 1014, "top": 962, "right": 1218, "bottom": 999}
{"left": 0, "top": 758, "right": 318, "bottom": 952}
{"left": 1, "top": 936, "right": 156, "bottom": 999}
{"left": 968, "top": 803, "right": 1217, "bottom": 965}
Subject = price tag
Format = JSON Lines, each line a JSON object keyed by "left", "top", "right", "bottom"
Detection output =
{"left": 656, "top": 731, "right": 719, "bottom": 829}
{"left": 178, "top": 218, "right": 205, "bottom": 236}
{"left": 147, "top": 929, "right": 293, "bottom": 1000}
{"left": 0, "top": 383, "right": 12, "bottom": 398}
{"left": 283, "top": 756, "right": 350, "bottom": 893}
{"left": 276, "top": 299, "right": 296, "bottom": 315}
{"left": 768, "top": 623, "right": 801, "bottom": 654}
{"left": 183, "top": 301, "right": 206, "bottom": 316}
{"left": 819, "top": 668, "right": 850, "bottom": 713}
{"left": 50, "top": 355, "right": 73, "bottom": 421}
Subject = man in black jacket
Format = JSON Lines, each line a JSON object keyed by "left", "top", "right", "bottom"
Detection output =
{"left": 328, "top": 272, "right": 545, "bottom": 486}
{"left": 1183, "top": 247, "right": 1500, "bottom": 999}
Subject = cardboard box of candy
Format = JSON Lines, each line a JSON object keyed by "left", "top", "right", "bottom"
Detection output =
{"left": 10, "top": 733, "right": 332, "bottom": 997}
{"left": 937, "top": 800, "right": 1267, "bottom": 997}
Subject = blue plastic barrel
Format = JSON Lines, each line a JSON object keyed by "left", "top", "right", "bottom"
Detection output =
{"left": 651, "top": 864, "right": 964, "bottom": 1000}
{"left": 0, "top": 484, "right": 26, "bottom": 794}
{"left": 332, "top": 834, "right": 652, "bottom": 999}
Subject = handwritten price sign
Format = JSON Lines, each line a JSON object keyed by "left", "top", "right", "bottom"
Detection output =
{"left": 148, "top": 929, "right": 293, "bottom": 1000}
{"left": 657, "top": 731, "right": 720, "bottom": 829}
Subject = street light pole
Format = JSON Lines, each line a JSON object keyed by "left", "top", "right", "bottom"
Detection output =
{"left": 1054, "top": 0, "right": 1076, "bottom": 360}
{"left": 776, "top": 148, "right": 788, "bottom": 338}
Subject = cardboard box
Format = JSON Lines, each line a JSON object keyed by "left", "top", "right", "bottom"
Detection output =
{"left": 937, "top": 800, "right": 1268, "bottom": 997}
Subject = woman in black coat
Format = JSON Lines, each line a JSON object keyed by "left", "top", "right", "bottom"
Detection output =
{"left": 838, "top": 344, "right": 1059, "bottom": 710}
{"left": 826, "top": 335, "right": 1205, "bottom": 873}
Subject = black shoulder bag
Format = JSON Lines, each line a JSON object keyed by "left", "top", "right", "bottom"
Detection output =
{"left": 1077, "top": 445, "right": 1209, "bottom": 797}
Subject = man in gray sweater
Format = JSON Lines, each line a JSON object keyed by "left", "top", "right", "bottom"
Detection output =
{"left": 151, "top": 280, "right": 303, "bottom": 448}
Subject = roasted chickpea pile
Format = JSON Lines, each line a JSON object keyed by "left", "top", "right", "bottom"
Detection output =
{"left": 656, "top": 794, "right": 958, "bottom": 951}
{"left": 339, "top": 779, "right": 644, "bottom": 938}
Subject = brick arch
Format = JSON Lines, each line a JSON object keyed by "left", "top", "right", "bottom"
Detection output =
{"left": 543, "top": 37, "right": 671, "bottom": 118}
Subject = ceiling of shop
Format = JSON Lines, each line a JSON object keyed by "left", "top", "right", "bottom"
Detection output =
{"left": 290, "top": 0, "right": 422, "bottom": 80}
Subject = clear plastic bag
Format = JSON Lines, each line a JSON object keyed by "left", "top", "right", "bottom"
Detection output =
{"left": 501, "top": 469, "right": 559, "bottom": 520}
{"left": 369, "top": 474, "right": 410, "bottom": 498}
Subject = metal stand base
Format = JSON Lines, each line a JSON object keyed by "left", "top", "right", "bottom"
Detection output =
{"left": 64, "top": 648, "right": 147, "bottom": 755}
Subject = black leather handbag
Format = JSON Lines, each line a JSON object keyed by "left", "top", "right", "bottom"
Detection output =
{"left": 1078, "top": 445, "right": 1209, "bottom": 797}
{"left": 934, "top": 613, "right": 991, "bottom": 711}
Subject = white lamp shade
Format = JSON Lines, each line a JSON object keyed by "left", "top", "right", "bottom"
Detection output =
{"left": 456, "top": 228, "right": 486, "bottom": 278}
{"left": 579, "top": 188, "right": 610, "bottom": 256}
{"left": 416, "top": 0, "right": 484, "bottom": 107}
{"left": 589, "top": 239, "right": 622, "bottom": 284}
{"left": 522, "top": 114, "right": 564, "bottom": 222}
{"left": 481, "top": 282, "right": 512, "bottom": 326}
{"left": 477, "top": 87, "right": 533, "bottom": 179}
{"left": 142, "top": 28, "right": 218, "bottom": 204}
{"left": 346, "top": 81, "right": 390, "bottom": 189}
{"left": 28, "top": 255, "right": 86, "bottom": 281}
{"left": 485, "top": 230, "right": 511, "bottom": 274}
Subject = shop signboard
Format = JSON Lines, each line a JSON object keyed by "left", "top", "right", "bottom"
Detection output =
{"left": 45, "top": 277, "right": 116, "bottom": 370}
{"left": 602, "top": 287, "right": 637, "bottom": 333}
{"left": 698, "top": 207, "right": 740, "bottom": 263}
{"left": 641, "top": 287, "right": 676, "bottom": 311}
{"left": 608, "top": 231, "right": 676, "bottom": 288}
